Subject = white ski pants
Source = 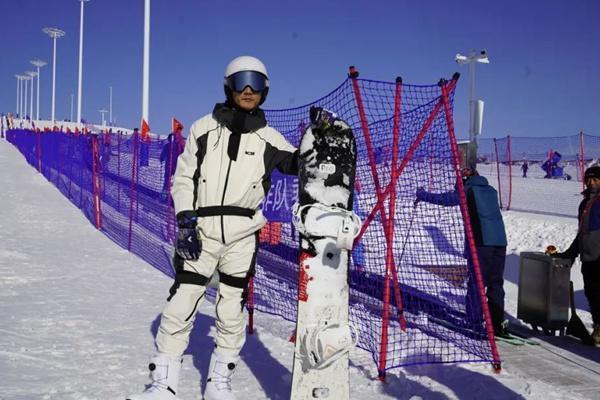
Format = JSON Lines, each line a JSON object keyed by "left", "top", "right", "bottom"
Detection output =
{"left": 156, "top": 231, "right": 258, "bottom": 358}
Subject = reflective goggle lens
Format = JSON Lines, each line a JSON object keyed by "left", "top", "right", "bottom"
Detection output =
{"left": 226, "top": 71, "right": 268, "bottom": 92}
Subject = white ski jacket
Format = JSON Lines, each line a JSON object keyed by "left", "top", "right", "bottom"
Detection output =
{"left": 171, "top": 111, "right": 297, "bottom": 244}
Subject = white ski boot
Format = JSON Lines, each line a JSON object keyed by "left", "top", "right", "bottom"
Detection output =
{"left": 126, "top": 354, "right": 182, "bottom": 400}
{"left": 203, "top": 350, "right": 240, "bottom": 400}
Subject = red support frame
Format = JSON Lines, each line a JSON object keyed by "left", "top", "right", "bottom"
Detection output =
{"left": 350, "top": 68, "right": 460, "bottom": 379}
{"left": 354, "top": 78, "right": 459, "bottom": 244}
{"left": 440, "top": 78, "right": 502, "bottom": 371}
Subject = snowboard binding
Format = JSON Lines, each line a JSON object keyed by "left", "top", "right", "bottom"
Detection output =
{"left": 292, "top": 203, "right": 361, "bottom": 250}
{"left": 298, "top": 323, "right": 359, "bottom": 371}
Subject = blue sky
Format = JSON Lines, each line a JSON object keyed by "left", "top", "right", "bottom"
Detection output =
{"left": 1, "top": 0, "right": 599, "bottom": 138}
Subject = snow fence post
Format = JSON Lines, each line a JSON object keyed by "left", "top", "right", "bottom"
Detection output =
{"left": 247, "top": 276, "right": 255, "bottom": 335}
{"left": 440, "top": 75, "right": 502, "bottom": 371}
{"left": 117, "top": 131, "right": 122, "bottom": 212}
{"left": 579, "top": 131, "right": 585, "bottom": 191}
{"left": 507, "top": 135, "right": 512, "bottom": 211}
{"left": 165, "top": 134, "right": 177, "bottom": 244}
{"left": 36, "top": 129, "right": 42, "bottom": 172}
{"left": 79, "top": 134, "right": 84, "bottom": 209}
{"left": 91, "top": 134, "right": 103, "bottom": 229}
{"left": 128, "top": 130, "right": 140, "bottom": 251}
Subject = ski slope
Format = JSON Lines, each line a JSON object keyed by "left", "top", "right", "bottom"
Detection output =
{"left": 1, "top": 138, "right": 599, "bottom": 400}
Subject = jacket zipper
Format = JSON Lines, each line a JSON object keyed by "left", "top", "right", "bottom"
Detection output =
{"left": 220, "top": 159, "right": 233, "bottom": 244}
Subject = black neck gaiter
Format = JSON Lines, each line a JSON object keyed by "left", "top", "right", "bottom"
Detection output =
{"left": 212, "top": 102, "right": 267, "bottom": 161}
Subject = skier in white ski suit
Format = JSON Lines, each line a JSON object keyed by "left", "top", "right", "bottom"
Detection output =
{"left": 127, "top": 56, "right": 298, "bottom": 400}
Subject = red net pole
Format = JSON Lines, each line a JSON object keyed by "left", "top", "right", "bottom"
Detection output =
{"left": 440, "top": 77, "right": 502, "bottom": 371}
{"left": 117, "top": 132, "right": 122, "bottom": 212}
{"left": 580, "top": 131, "right": 585, "bottom": 191}
{"left": 507, "top": 135, "right": 512, "bottom": 210}
{"left": 349, "top": 66, "right": 400, "bottom": 380}
{"left": 79, "top": 135, "right": 84, "bottom": 208}
{"left": 494, "top": 139, "right": 503, "bottom": 209}
{"left": 128, "top": 132, "right": 139, "bottom": 251}
{"left": 166, "top": 137, "right": 176, "bottom": 244}
{"left": 387, "top": 76, "right": 407, "bottom": 329}
{"left": 91, "top": 135, "right": 102, "bottom": 229}
{"left": 68, "top": 135, "right": 73, "bottom": 199}
{"left": 376, "top": 77, "right": 408, "bottom": 381}
{"left": 247, "top": 276, "right": 255, "bottom": 335}
{"left": 36, "top": 131, "right": 42, "bottom": 172}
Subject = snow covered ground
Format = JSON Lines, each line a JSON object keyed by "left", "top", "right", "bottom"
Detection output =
{"left": 1, "top": 137, "right": 599, "bottom": 400}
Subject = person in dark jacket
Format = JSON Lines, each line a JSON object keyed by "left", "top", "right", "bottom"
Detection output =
{"left": 159, "top": 133, "right": 183, "bottom": 195}
{"left": 553, "top": 165, "right": 600, "bottom": 345}
{"left": 416, "top": 168, "right": 508, "bottom": 336}
{"left": 521, "top": 161, "right": 528, "bottom": 178}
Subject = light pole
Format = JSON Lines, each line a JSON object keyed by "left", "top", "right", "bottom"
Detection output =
{"left": 455, "top": 49, "right": 489, "bottom": 169}
{"left": 30, "top": 59, "right": 47, "bottom": 120}
{"left": 43, "top": 27, "right": 66, "bottom": 123}
{"left": 26, "top": 71, "right": 37, "bottom": 119}
{"left": 17, "top": 75, "right": 27, "bottom": 117}
{"left": 109, "top": 86, "right": 113, "bottom": 125}
{"left": 15, "top": 75, "right": 22, "bottom": 116}
{"left": 23, "top": 76, "right": 29, "bottom": 118}
{"left": 99, "top": 109, "right": 108, "bottom": 126}
{"left": 77, "top": 0, "right": 91, "bottom": 125}
{"left": 142, "top": 0, "right": 150, "bottom": 125}
{"left": 21, "top": 75, "right": 28, "bottom": 117}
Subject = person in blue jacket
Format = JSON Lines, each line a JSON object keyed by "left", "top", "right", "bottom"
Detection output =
{"left": 416, "top": 167, "right": 508, "bottom": 336}
{"left": 553, "top": 165, "right": 600, "bottom": 345}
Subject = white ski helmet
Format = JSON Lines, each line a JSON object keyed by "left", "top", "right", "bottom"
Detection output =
{"left": 224, "top": 56, "right": 270, "bottom": 105}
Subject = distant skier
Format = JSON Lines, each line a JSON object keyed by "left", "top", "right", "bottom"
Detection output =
{"left": 521, "top": 161, "right": 528, "bottom": 178}
{"left": 127, "top": 56, "right": 298, "bottom": 400}
{"left": 552, "top": 165, "right": 600, "bottom": 345}
{"left": 416, "top": 167, "right": 508, "bottom": 337}
{"left": 159, "top": 133, "right": 183, "bottom": 197}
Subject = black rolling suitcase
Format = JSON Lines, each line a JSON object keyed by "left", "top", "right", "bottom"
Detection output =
{"left": 517, "top": 251, "right": 571, "bottom": 335}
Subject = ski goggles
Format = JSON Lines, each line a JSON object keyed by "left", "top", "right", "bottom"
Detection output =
{"left": 225, "top": 70, "right": 269, "bottom": 93}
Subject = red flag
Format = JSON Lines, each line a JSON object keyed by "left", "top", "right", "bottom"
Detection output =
{"left": 172, "top": 118, "right": 183, "bottom": 134}
{"left": 141, "top": 119, "right": 150, "bottom": 142}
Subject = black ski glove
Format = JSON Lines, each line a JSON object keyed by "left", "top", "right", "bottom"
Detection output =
{"left": 175, "top": 211, "right": 201, "bottom": 261}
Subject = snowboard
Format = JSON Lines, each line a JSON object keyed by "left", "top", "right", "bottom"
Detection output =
{"left": 290, "top": 107, "right": 359, "bottom": 399}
